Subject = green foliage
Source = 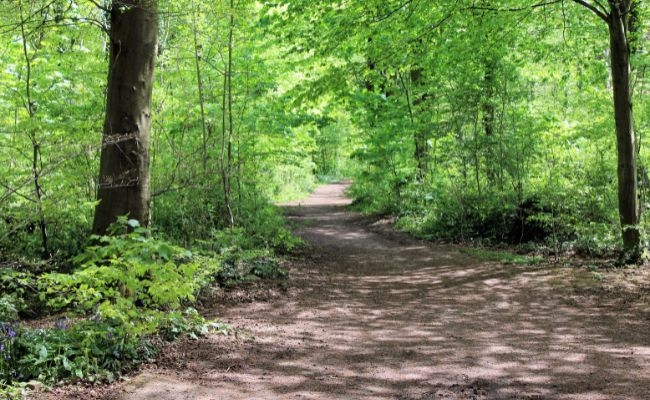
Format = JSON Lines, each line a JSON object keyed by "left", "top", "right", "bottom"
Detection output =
{"left": 1, "top": 319, "right": 149, "bottom": 384}
{"left": 155, "top": 192, "right": 302, "bottom": 254}
{"left": 39, "top": 217, "right": 219, "bottom": 314}
{"left": 0, "top": 382, "right": 24, "bottom": 400}
{"left": 217, "top": 250, "right": 288, "bottom": 287}
{"left": 0, "top": 1, "right": 103, "bottom": 261}
{"left": 196, "top": 226, "right": 290, "bottom": 287}
{"left": 0, "top": 217, "right": 231, "bottom": 387}
{"left": 0, "top": 298, "right": 19, "bottom": 323}
{"left": 0, "top": 269, "right": 39, "bottom": 319}
{"left": 0, "top": 307, "right": 229, "bottom": 387}
{"left": 0, "top": 218, "right": 232, "bottom": 382}
{"left": 159, "top": 308, "right": 233, "bottom": 341}
{"left": 0, "top": 217, "right": 231, "bottom": 385}
{"left": 571, "top": 222, "right": 620, "bottom": 257}
{"left": 236, "top": 204, "right": 303, "bottom": 252}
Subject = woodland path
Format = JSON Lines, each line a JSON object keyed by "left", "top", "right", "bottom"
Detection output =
{"left": 63, "top": 182, "right": 650, "bottom": 399}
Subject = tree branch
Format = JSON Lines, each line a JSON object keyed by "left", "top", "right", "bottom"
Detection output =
{"left": 466, "top": 0, "right": 563, "bottom": 13}
{"left": 87, "top": 0, "right": 110, "bottom": 13}
{"left": 592, "top": 0, "right": 608, "bottom": 14}
{"left": 569, "top": 0, "right": 609, "bottom": 22}
{"left": 372, "top": 0, "right": 413, "bottom": 23}
{"left": 469, "top": 0, "right": 610, "bottom": 23}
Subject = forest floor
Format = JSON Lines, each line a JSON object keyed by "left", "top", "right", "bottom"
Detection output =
{"left": 38, "top": 182, "right": 650, "bottom": 400}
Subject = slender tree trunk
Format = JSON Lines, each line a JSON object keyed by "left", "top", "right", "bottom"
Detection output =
{"left": 191, "top": 0, "right": 209, "bottom": 173}
{"left": 220, "top": 2, "right": 235, "bottom": 228}
{"left": 227, "top": 0, "right": 235, "bottom": 225}
{"left": 19, "top": 0, "right": 49, "bottom": 258}
{"left": 220, "top": 57, "right": 230, "bottom": 224}
{"left": 608, "top": 1, "right": 640, "bottom": 257}
{"left": 482, "top": 59, "right": 497, "bottom": 184}
{"left": 401, "top": 70, "right": 429, "bottom": 181}
{"left": 92, "top": 0, "right": 158, "bottom": 235}
{"left": 472, "top": 105, "right": 481, "bottom": 196}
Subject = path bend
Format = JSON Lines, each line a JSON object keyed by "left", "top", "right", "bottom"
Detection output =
{"left": 104, "top": 182, "right": 650, "bottom": 400}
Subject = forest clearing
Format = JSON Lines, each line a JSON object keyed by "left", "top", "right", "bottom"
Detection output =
{"left": 1, "top": 0, "right": 650, "bottom": 399}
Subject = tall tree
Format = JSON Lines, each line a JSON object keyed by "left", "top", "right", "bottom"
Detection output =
{"left": 92, "top": 0, "right": 159, "bottom": 235}
{"left": 570, "top": 0, "right": 640, "bottom": 258}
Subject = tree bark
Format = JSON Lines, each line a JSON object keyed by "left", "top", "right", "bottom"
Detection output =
{"left": 608, "top": 1, "right": 640, "bottom": 258}
{"left": 92, "top": 0, "right": 158, "bottom": 235}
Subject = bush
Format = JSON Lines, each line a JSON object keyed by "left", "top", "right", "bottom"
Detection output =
{"left": 0, "top": 268, "right": 40, "bottom": 319}
{"left": 152, "top": 185, "right": 302, "bottom": 254}
{"left": 236, "top": 203, "right": 302, "bottom": 252}
{"left": 0, "top": 218, "right": 229, "bottom": 386}
{"left": 216, "top": 249, "right": 288, "bottom": 287}
{"left": 39, "top": 217, "right": 220, "bottom": 314}
{"left": 0, "top": 297, "right": 19, "bottom": 322}
{"left": 1, "top": 319, "right": 149, "bottom": 384}
{"left": 0, "top": 307, "right": 226, "bottom": 386}
{"left": 0, "top": 215, "right": 289, "bottom": 390}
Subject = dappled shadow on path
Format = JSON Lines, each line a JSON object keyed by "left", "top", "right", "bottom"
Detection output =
{"left": 114, "top": 182, "right": 650, "bottom": 400}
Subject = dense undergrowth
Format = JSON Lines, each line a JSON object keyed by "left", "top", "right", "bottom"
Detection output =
{"left": 348, "top": 173, "right": 643, "bottom": 259}
{"left": 0, "top": 209, "right": 296, "bottom": 399}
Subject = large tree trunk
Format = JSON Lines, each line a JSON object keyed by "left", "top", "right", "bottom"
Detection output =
{"left": 608, "top": 1, "right": 640, "bottom": 258}
{"left": 92, "top": 0, "right": 158, "bottom": 235}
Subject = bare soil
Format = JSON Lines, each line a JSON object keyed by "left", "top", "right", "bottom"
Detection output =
{"left": 36, "top": 182, "right": 650, "bottom": 399}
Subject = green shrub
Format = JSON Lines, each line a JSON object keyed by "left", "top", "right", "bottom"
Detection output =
{"left": 0, "top": 218, "right": 229, "bottom": 385}
{"left": 39, "top": 217, "right": 218, "bottom": 314}
{"left": 0, "top": 382, "right": 24, "bottom": 400}
{"left": 0, "top": 319, "right": 148, "bottom": 384}
{"left": 236, "top": 203, "right": 302, "bottom": 253}
{"left": 0, "top": 269, "right": 39, "bottom": 319}
{"left": 0, "top": 308, "right": 230, "bottom": 387}
{"left": 153, "top": 189, "right": 301, "bottom": 254}
{"left": 0, "top": 297, "right": 19, "bottom": 322}
{"left": 216, "top": 248, "right": 287, "bottom": 287}
{"left": 0, "top": 215, "right": 293, "bottom": 388}
{"left": 159, "top": 308, "right": 233, "bottom": 341}
{"left": 0, "top": 306, "right": 226, "bottom": 386}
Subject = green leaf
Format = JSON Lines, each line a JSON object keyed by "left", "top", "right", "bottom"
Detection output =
{"left": 62, "top": 356, "right": 71, "bottom": 371}
{"left": 38, "top": 345, "right": 48, "bottom": 361}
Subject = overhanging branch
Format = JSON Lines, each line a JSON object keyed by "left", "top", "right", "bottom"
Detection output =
{"left": 467, "top": 0, "right": 610, "bottom": 24}
{"left": 87, "top": 0, "right": 110, "bottom": 13}
{"left": 569, "top": 0, "right": 609, "bottom": 22}
{"left": 466, "top": 0, "right": 563, "bottom": 13}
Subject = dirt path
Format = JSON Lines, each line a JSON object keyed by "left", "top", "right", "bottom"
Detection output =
{"left": 58, "top": 182, "right": 650, "bottom": 399}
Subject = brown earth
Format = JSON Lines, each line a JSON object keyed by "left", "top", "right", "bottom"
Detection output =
{"left": 37, "top": 182, "right": 650, "bottom": 400}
